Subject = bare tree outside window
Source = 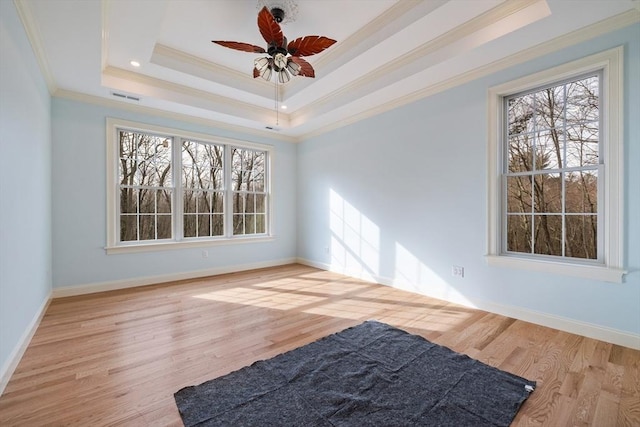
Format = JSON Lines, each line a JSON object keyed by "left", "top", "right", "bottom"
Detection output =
{"left": 119, "top": 130, "right": 172, "bottom": 242}
{"left": 182, "top": 141, "right": 224, "bottom": 238}
{"left": 112, "top": 123, "right": 270, "bottom": 246}
{"left": 505, "top": 74, "right": 599, "bottom": 260}
{"left": 232, "top": 148, "right": 267, "bottom": 235}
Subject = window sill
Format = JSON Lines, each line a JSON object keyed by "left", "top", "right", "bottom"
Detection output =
{"left": 106, "top": 235, "right": 275, "bottom": 255}
{"left": 485, "top": 255, "right": 626, "bottom": 283}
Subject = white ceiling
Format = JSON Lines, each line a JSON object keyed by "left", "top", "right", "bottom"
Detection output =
{"left": 17, "top": 0, "right": 640, "bottom": 142}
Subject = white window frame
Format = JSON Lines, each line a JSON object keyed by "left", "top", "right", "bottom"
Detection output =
{"left": 106, "top": 118, "right": 274, "bottom": 254}
{"left": 486, "top": 46, "right": 625, "bottom": 283}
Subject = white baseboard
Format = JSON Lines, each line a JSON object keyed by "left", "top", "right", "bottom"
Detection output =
{"left": 0, "top": 291, "right": 51, "bottom": 396}
{"left": 296, "top": 258, "right": 640, "bottom": 350}
{"left": 52, "top": 258, "right": 298, "bottom": 298}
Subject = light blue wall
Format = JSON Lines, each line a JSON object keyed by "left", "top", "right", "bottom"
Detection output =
{"left": 51, "top": 98, "right": 297, "bottom": 288}
{"left": 0, "top": 1, "right": 52, "bottom": 374}
{"left": 297, "top": 24, "right": 640, "bottom": 336}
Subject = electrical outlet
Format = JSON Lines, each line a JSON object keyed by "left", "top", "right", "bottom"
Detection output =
{"left": 202, "top": 250, "right": 209, "bottom": 258}
{"left": 452, "top": 265, "right": 464, "bottom": 278}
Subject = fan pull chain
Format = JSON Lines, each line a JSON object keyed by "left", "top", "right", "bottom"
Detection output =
{"left": 274, "top": 79, "right": 279, "bottom": 126}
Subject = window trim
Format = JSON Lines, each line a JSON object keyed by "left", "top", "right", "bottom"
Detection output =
{"left": 486, "top": 46, "right": 625, "bottom": 283}
{"left": 105, "top": 118, "right": 274, "bottom": 254}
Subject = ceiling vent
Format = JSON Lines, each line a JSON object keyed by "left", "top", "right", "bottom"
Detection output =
{"left": 111, "top": 92, "right": 140, "bottom": 102}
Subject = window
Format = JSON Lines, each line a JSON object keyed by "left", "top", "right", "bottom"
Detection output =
{"left": 107, "top": 119, "right": 272, "bottom": 253}
{"left": 487, "top": 47, "right": 625, "bottom": 282}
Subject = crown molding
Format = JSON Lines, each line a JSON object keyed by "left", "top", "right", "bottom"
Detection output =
{"left": 290, "top": 0, "right": 550, "bottom": 126}
{"left": 102, "top": 66, "right": 287, "bottom": 126}
{"left": 283, "top": 0, "right": 447, "bottom": 98}
{"left": 53, "top": 88, "right": 298, "bottom": 143}
{"left": 298, "top": 8, "right": 640, "bottom": 141}
{"left": 12, "top": 0, "right": 57, "bottom": 94}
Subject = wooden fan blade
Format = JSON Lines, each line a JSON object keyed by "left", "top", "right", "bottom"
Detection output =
{"left": 287, "top": 36, "right": 336, "bottom": 57}
{"left": 253, "top": 67, "right": 260, "bottom": 78}
{"left": 290, "top": 57, "right": 315, "bottom": 78}
{"left": 212, "top": 41, "right": 266, "bottom": 53}
{"left": 257, "top": 6, "right": 284, "bottom": 48}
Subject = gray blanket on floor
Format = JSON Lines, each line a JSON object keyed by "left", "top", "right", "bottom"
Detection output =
{"left": 174, "top": 320, "right": 535, "bottom": 426}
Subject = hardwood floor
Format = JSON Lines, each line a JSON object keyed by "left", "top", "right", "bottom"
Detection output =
{"left": 0, "top": 264, "right": 638, "bottom": 426}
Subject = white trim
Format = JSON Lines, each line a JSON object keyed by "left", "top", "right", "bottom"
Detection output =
{"left": 485, "top": 255, "right": 626, "bottom": 283}
{"left": 54, "top": 89, "right": 298, "bottom": 143}
{"left": 13, "top": 0, "right": 57, "bottom": 94}
{"left": 486, "top": 46, "right": 625, "bottom": 282}
{"left": 0, "top": 291, "right": 51, "bottom": 396}
{"left": 105, "top": 236, "right": 276, "bottom": 255}
{"left": 102, "top": 66, "right": 284, "bottom": 126}
{"left": 291, "top": 0, "right": 551, "bottom": 126}
{"left": 296, "top": 258, "right": 639, "bottom": 350}
{"left": 106, "top": 118, "right": 275, "bottom": 252}
{"left": 52, "top": 258, "right": 297, "bottom": 298}
{"left": 298, "top": 9, "right": 639, "bottom": 141}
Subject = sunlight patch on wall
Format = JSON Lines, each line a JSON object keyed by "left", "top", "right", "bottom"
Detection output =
{"left": 329, "top": 189, "right": 380, "bottom": 281}
{"left": 394, "top": 242, "right": 475, "bottom": 307}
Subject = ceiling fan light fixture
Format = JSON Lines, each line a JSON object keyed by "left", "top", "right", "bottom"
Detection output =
{"left": 273, "top": 52, "right": 287, "bottom": 71}
{"left": 278, "top": 69, "right": 291, "bottom": 84}
{"left": 255, "top": 56, "right": 270, "bottom": 72}
{"left": 286, "top": 59, "right": 300, "bottom": 76}
{"left": 260, "top": 66, "right": 273, "bottom": 81}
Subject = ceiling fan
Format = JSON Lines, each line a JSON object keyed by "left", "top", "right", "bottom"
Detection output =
{"left": 212, "top": 6, "right": 337, "bottom": 83}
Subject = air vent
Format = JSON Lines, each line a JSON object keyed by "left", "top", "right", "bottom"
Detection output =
{"left": 111, "top": 92, "right": 140, "bottom": 102}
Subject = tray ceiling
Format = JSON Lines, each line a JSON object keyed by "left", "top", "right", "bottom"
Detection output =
{"left": 16, "top": 0, "right": 640, "bottom": 141}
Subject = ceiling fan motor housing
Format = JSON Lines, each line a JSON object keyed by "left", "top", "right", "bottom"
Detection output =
{"left": 270, "top": 7, "right": 285, "bottom": 23}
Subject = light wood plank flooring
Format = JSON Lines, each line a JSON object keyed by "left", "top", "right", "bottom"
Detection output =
{"left": 0, "top": 264, "right": 638, "bottom": 426}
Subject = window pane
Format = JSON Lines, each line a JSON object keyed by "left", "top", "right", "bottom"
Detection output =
{"left": 255, "top": 194, "right": 266, "bottom": 214}
{"left": 534, "top": 174, "right": 562, "bottom": 213}
{"left": 507, "top": 176, "right": 532, "bottom": 213}
{"left": 139, "top": 189, "right": 155, "bottom": 214}
{"left": 157, "top": 189, "right": 172, "bottom": 213}
{"left": 566, "top": 125, "right": 598, "bottom": 167}
{"left": 157, "top": 215, "right": 172, "bottom": 239}
{"left": 508, "top": 135, "right": 533, "bottom": 172}
{"left": 535, "top": 86, "right": 564, "bottom": 131}
{"left": 507, "top": 214, "right": 531, "bottom": 253}
{"left": 119, "top": 131, "right": 136, "bottom": 158}
{"left": 566, "top": 76, "right": 599, "bottom": 123}
{"left": 565, "top": 215, "right": 597, "bottom": 259}
{"left": 566, "top": 170, "right": 597, "bottom": 213}
{"left": 233, "top": 214, "right": 244, "bottom": 235}
{"left": 508, "top": 94, "right": 535, "bottom": 135}
{"left": 184, "top": 141, "right": 224, "bottom": 191}
{"left": 197, "top": 214, "right": 210, "bottom": 237}
{"left": 183, "top": 190, "right": 196, "bottom": 213}
{"left": 150, "top": 161, "right": 171, "bottom": 187}
{"left": 184, "top": 214, "right": 196, "bottom": 238}
{"left": 533, "top": 215, "right": 562, "bottom": 256}
{"left": 245, "top": 194, "right": 255, "bottom": 213}
{"left": 233, "top": 193, "right": 245, "bottom": 214}
{"left": 256, "top": 214, "right": 266, "bottom": 234}
{"left": 212, "top": 192, "right": 223, "bottom": 213}
{"left": 119, "top": 159, "right": 137, "bottom": 185}
{"left": 244, "top": 214, "right": 255, "bottom": 234}
{"left": 196, "top": 191, "right": 211, "bottom": 214}
{"left": 139, "top": 215, "right": 156, "bottom": 240}
{"left": 534, "top": 130, "right": 562, "bottom": 170}
{"left": 120, "top": 188, "right": 138, "bottom": 214}
{"left": 120, "top": 215, "right": 138, "bottom": 241}
{"left": 212, "top": 214, "right": 224, "bottom": 236}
